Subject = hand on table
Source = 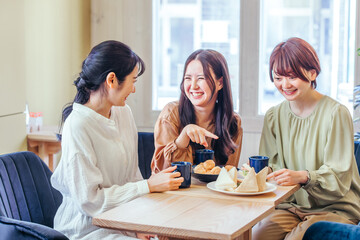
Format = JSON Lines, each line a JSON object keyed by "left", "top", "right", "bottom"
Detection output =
{"left": 267, "top": 168, "right": 308, "bottom": 186}
{"left": 175, "top": 124, "right": 218, "bottom": 148}
{"left": 147, "top": 166, "right": 183, "bottom": 192}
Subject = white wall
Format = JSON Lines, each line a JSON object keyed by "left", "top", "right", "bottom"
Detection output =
{"left": 24, "top": 0, "right": 91, "bottom": 126}
{"left": 0, "top": 0, "right": 27, "bottom": 153}
{"left": 91, "top": 0, "right": 155, "bottom": 131}
{"left": 0, "top": 0, "right": 90, "bottom": 153}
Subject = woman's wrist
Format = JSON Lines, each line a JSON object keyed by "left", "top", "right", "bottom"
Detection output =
{"left": 175, "top": 135, "right": 190, "bottom": 149}
{"left": 301, "top": 170, "right": 311, "bottom": 186}
{"left": 147, "top": 179, "right": 153, "bottom": 193}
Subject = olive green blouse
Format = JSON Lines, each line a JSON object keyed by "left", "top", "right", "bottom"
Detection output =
{"left": 260, "top": 95, "right": 360, "bottom": 220}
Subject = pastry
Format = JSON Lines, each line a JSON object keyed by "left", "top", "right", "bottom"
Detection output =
{"left": 203, "top": 159, "right": 215, "bottom": 170}
{"left": 235, "top": 168, "right": 259, "bottom": 193}
{"left": 209, "top": 166, "right": 221, "bottom": 174}
{"left": 215, "top": 167, "right": 237, "bottom": 190}
{"left": 224, "top": 165, "right": 234, "bottom": 171}
{"left": 228, "top": 167, "right": 238, "bottom": 183}
{"left": 256, "top": 166, "right": 268, "bottom": 192}
{"left": 194, "top": 164, "right": 206, "bottom": 174}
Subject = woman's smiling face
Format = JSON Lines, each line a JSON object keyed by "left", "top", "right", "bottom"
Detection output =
{"left": 109, "top": 66, "right": 138, "bottom": 107}
{"left": 183, "top": 60, "right": 222, "bottom": 109}
{"left": 272, "top": 68, "right": 315, "bottom": 102}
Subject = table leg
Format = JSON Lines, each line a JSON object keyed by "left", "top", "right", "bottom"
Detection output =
{"left": 48, "top": 153, "right": 54, "bottom": 171}
{"left": 38, "top": 143, "right": 52, "bottom": 171}
{"left": 28, "top": 140, "right": 58, "bottom": 172}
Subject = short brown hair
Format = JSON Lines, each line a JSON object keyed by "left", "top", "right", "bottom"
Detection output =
{"left": 269, "top": 37, "right": 321, "bottom": 89}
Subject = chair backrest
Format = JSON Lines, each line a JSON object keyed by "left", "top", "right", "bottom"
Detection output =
{"left": 0, "top": 151, "right": 62, "bottom": 228}
{"left": 354, "top": 141, "right": 360, "bottom": 174}
{"left": 138, "top": 132, "right": 155, "bottom": 179}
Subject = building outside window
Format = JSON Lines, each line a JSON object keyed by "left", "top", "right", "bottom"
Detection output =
{"left": 153, "top": 0, "right": 357, "bottom": 116}
{"left": 152, "top": 0, "right": 240, "bottom": 110}
{"left": 259, "top": 0, "right": 357, "bottom": 115}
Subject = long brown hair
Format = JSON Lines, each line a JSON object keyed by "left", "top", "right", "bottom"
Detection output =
{"left": 179, "top": 49, "right": 238, "bottom": 165}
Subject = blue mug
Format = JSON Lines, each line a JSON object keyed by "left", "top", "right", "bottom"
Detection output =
{"left": 171, "top": 161, "right": 192, "bottom": 188}
{"left": 194, "top": 149, "right": 214, "bottom": 165}
{"left": 249, "top": 156, "right": 269, "bottom": 173}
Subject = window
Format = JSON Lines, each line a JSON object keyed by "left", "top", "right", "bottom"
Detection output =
{"left": 92, "top": 0, "right": 359, "bottom": 163}
{"left": 153, "top": 0, "right": 357, "bottom": 118}
{"left": 91, "top": 0, "right": 360, "bottom": 128}
{"left": 258, "top": 0, "right": 357, "bottom": 115}
{"left": 152, "top": 0, "right": 240, "bottom": 110}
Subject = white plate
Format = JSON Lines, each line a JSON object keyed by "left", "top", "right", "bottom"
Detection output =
{"left": 207, "top": 181, "right": 277, "bottom": 196}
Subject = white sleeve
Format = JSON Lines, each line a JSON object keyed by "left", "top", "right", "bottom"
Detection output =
{"left": 126, "top": 105, "right": 147, "bottom": 181}
{"left": 55, "top": 152, "right": 149, "bottom": 217}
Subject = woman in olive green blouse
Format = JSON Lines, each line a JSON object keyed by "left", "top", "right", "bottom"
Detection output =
{"left": 253, "top": 37, "right": 360, "bottom": 240}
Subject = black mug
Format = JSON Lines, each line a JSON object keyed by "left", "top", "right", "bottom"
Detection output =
{"left": 171, "top": 161, "right": 192, "bottom": 188}
{"left": 249, "top": 156, "right": 269, "bottom": 173}
{"left": 194, "top": 149, "right": 214, "bottom": 165}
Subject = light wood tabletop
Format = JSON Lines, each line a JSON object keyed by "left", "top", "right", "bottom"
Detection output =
{"left": 93, "top": 193, "right": 274, "bottom": 240}
{"left": 92, "top": 179, "right": 300, "bottom": 240}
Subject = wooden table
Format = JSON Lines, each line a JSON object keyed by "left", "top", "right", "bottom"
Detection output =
{"left": 27, "top": 126, "right": 61, "bottom": 171}
{"left": 93, "top": 179, "right": 300, "bottom": 240}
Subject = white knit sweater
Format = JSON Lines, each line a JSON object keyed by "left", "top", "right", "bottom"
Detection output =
{"left": 51, "top": 103, "right": 149, "bottom": 239}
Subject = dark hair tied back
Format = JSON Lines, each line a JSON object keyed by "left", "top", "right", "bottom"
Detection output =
{"left": 74, "top": 76, "right": 86, "bottom": 89}
{"left": 73, "top": 77, "right": 90, "bottom": 104}
{"left": 60, "top": 40, "right": 145, "bottom": 131}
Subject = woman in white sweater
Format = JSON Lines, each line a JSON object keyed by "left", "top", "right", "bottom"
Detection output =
{"left": 51, "top": 40, "right": 183, "bottom": 240}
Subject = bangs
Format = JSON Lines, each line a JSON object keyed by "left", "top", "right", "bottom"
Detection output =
{"left": 273, "top": 54, "right": 296, "bottom": 77}
{"left": 270, "top": 47, "right": 307, "bottom": 82}
{"left": 137, "top": 59, "right": 145, "bottom": 77}
{"left": 196, "top": 53, "right": 217, "bottom": 93}
{"left": 135, "top": 54, "right": 145, "bottom": 77}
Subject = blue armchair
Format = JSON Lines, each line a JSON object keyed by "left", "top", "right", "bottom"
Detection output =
{"left": 0, "top": 151, "right": 68, "bottom": 240}
{"left": 354, "top": 140, "right": 360, "bottom": 174}
{"left": 138, "top": 131, "right": 155, "bottom": 179}
{"left": 0, "top": 132, "right": 155, "bottom": 239}
{"left": 302, "top": 141, "right": 360, "bottom": 240}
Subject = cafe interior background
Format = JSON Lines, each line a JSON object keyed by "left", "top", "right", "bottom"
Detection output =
{"left": 1, "top": 0, "right": 359, "bottom": 168}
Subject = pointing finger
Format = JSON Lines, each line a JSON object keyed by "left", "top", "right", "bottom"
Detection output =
{"left": 205, "top": 131, "right": 219, "bottom": 139}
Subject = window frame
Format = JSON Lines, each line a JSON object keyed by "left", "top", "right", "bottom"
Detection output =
{"left": 91, "top": 0, "right": 360, "bottom": 135}
{"left": 140, "top": 0, "right": 265, "bottom": 133}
